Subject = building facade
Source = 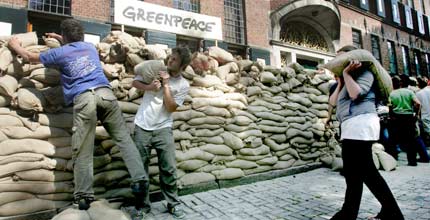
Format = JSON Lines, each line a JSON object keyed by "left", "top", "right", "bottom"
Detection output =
{"left": 1, "top": 0, "right": 430, "bottom": 76}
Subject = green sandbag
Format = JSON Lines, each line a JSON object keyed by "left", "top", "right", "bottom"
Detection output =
{"left": 318, "top": 49, "right": 392, "bottom": 102}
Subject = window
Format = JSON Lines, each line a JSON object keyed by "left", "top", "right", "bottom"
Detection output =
{"left": 387, "top": 41, "right": 398, "bottom": 74}
{"left": 371, "top": 35, "right": 381, "bottom": 63}
{"left": 352, "top": 29, "right": 362, "bottom": 49}
{"left": 224, "top": 0, "right": 245, "bottom": 44}
{"left": 377, "top": 0, "right": 385, "bottom": 17}
{"left": 28, "top": 0, "right": 71, "bottom": 16}
{"left": 426, "top": 53, "right": 430, "bottom": 75}
{"left": 173, "top": 0, "right": 200, "bottom": 13}
{"left": 414, "top": 50, "right": 421, "bottom": 76}
{"left": 360, "top": 0, "right": 369, "bottom": 10}
{"left": 391, "top": 0, "right": 400, "bottom": 24}
{"left": 405, "top": 5, "right": 414, "bottom": 29}
{"left": 407, "top": 0, "right": 414, "bottom": 9}
{"left": 418, "top": 12, "right": 425, "bottom": 34}
{"left": 402, "top": 46, "right": 411, "bottom": 75}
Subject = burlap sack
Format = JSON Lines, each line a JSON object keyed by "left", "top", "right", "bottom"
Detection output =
{"left": 318, "top": 49, "right": 392, "bottom": 102}
{"left": 0, "top": 75, "right": 18, "bottom": 97}
{"left": 207, "top": 46, "right": 234, "bottom": 65}
{"left": 133, "top": 60, "right": 166, "bottom": 84}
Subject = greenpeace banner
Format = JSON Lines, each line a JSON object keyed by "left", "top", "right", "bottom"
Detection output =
{"left": 114, "top": 0, "right": 223, "bottom": 40}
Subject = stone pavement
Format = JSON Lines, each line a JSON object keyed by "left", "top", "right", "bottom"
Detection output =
{"left": 144, "top": 153, "right": 430, "bottom": 220}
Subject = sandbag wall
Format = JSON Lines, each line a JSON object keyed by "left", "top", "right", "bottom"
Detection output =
{"left": 0, "top": 31, "right": 341, "bottom": 217}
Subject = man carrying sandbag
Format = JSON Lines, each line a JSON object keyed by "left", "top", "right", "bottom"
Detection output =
{"left": 131, "top": 47, "right": 191, "bottom": 219}
{"left": 327, "top": 46, "right": 404, "bottom": 220}
{"left": 8, "top": 19, "right": 147, "bottom": 210}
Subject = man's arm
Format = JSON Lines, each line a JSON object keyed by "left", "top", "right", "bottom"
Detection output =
{"left": 45, "top": 33, "right": 64, "bottom": 44}
{"left": 342, "top": 60, "right": 363, "bottom": 100}
{"left": 160, "top": 71, "right": 178, "bottom": 112}
{"left": 8, "top": 37, "right": 40, "bottom": 63}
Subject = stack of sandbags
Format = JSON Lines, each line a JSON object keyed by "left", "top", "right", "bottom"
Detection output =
{"left": 0, "top": 30, "right": 344, "bottom": 217}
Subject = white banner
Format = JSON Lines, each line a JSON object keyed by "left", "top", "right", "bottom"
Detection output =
{"left": 114, "top": 0, "right": 223, "bottom": 40}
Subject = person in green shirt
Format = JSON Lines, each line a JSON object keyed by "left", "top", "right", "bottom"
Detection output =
{"left": 389, "top": 75, "right": 421, "bottom": 166}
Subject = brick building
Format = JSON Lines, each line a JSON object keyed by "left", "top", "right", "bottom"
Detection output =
{"left": 1, "top": 0, "right": 430, "bottom": 76}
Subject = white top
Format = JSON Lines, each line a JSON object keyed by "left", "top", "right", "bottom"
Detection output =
{"left": 417, "top": 87, "right": 430, "bottom": 133}
{"left": 341, "top": 113, "right": 380, "bottom": 141}
{"left": 134, "top": 74, "right": 189, "bottom": 130}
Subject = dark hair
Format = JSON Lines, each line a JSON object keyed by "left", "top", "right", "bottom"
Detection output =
{"left": 337, "top": 45, "right": 358, "bottom": 54}
{"left": 392, "top": 75, "right": 401, "bottom": 89}
{"left": 417, "top": 76, "right": 428, "bottom": 89}
{"left": 399, "top": 74, "right": 410, "bottom": 87}
{"left": 60, "top": 19, "right": 84, "bottom": 43}
{"left": 172, "top": 46, "right": 192, "bottom": 70}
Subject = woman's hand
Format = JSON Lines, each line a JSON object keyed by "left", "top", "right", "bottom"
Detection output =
{"left": 343, "top": 60, "right": 362, "bottom": 77}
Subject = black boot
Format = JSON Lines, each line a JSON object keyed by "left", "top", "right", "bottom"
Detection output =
{"left": 131, "top": 180, "right": 151, "bottom": 213}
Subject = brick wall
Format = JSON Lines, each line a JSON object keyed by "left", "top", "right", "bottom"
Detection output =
{"left": 270, "top": 0, "right": 292, "bottom": 12}
{"left": 146, "top": 0, "right": 172, "bottom": 8}
{"left": 245, "top": 0, "right": 270, "bottom": 48}
{"left": 0, "top": 0, "right": 26, "bottom": 8}
{"left": 72, "top": 0, "right": 110, "bottom": 22}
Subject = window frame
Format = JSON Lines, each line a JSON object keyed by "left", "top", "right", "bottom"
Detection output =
{"left": 360, "top": 0, "right": 369, "bottom": 11}
{"left": 28, "top": 0, "right": 72, "bottom": 16}
{"left": 223, "top": 0, "right": 246, "bottom": 45}
{"left": 392, "top": 0, "right": 401, "bottom": 24}
{"left": 376, "top": 0, "right": 385, "bottom": 17}
{"left": 352, "top": 28, "right": 363, "bottom": 49}
{"left": 371, "top": 35, "right": 382, "bottom": 64}
{"left": 387, "top": 40, "right": 398, "bottom": 75}
{"left": 173, "top": 0, "right": 200, "bottom": 13}
{"left": 402, "top": 45, "right": 411, "bottom": 75}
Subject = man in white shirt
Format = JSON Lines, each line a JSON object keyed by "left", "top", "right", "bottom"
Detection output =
{"left": 131, "top": 47, "right": 191, "bottom": 219}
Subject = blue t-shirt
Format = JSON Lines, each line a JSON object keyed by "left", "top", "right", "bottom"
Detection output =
{"left": 40, "top": 41, "right": 109, "bottom": 105}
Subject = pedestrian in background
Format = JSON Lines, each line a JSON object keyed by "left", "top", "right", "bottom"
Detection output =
{"left": 414, "top": 76, "right": 430, "bottom": 162}
{"left": 8, "top": 18, "right": 147, "bottom": 210}
{"left": 389, "top": 75, "right": 421, "bottom": 166}
{"left": 329, "top": 46, "right": 404, "bottom": 220}
{"left": 131, "top": 46, "right": 191, "bottom": 219}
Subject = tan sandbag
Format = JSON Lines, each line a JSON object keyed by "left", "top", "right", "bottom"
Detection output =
{"left": 188, "top": 116, "right": 225, "bottom": 126}
{"left": 178, "top": 172, "right": 216, "bottom": 188}
{"left": 118, "top": 100, "right": 139, "bottom": 114}
{"left": 225, "top": 159, "right": 258, "bottom": 169}
{"left": 139, "top": 44, "right": 167, "bottom": 60}
{"left": 331, "top": 157, "right": 343, "bottom": 171}
{"left": 200, "top": 144, "right": 233, "bottom": 156}
{"left": 190, "top": 52, "right": 211, "bottom": 74}
{"left": 212, "top": 168, "right": 244, "bottom": 180}
{"left": 0, "top": 192, "right": 35, "bottom": 206}
{"left": 48, "top": 137, "right": 71, "bottom": 148}
{"left": 239, "top": 145, "right": 270, "bottom": 156}
{"left": 192, "top": 75, "right": 224, "bottom": 88}
{"left": 318, "top": 49, "right": 392, "bottom": 101}
{"left": 0, "top": 159, "right": 58, "bottom": 178}
{"left": 102, "top": 31, "right": 141, "bottom": 50}
{"left": 18, "top": 77, "right": 46, "bottom": 89}
{"left": 43, "top": 36, "right": 61, "bottom": 48}
{"left": 256, "top": 156, "right": 278, "bottom": 165}
{"left": 29, "top": 68, "right": 61, "bottom": 85}
{"left": 173, "top": 130, "right": 194, "bottom": 141}
{"left": 0, "top": 152, "right": 45, "bottom": 165}
{"left": 96, "top": 187, "right": 133, "bottom": 199}
{"left": 52, "top": 208, "right": 91, "bottom": 220}
{"left": 0, "top": 139, "right": 56, "bottom": 156}
{"left": 178, "top": 159, "right": 208, "bottom": 171}
{"left": 192, "top": 97, "right": 246, "bottom": 110}
{"left": 0, "top": 181, "right": 73, "bottom": 194}
{"left": 1, "top": 126, "right": 70, "bottom": 139}
{"left": 88, "top": 199, "right": 130, "bottom": 220}
{"left": 0, "top": 198, "right": 69, "bottom": 217}
{"left": 0, "top": 95, "right": 10, "bottom": 107}
{"left": 273, "top": 159, "right": 295, "bottom": 169}
{"left": 195, "top": 106, "right": 231, "bottom": 117}
{"left": 375, "top": 150, "right": 397, "bottom": 171}
{"left": 26, "top": 45, "right": 50, "bottom": 53}
{"left": 93, "top": 170, "right": 129, "bottom": 186}
{"left": 188, "top": 87, "right": 224, "bottom": 98}
{"left": 0, "top": 75, "right": 18, "bottom": 97}
{"left": 0, "top": 115, "right": 23, "bottom": 127}
{"left": 37, "top": 193, "right": 73, "bottom": 201}
{"left": 13, "top": 169, "right": 73, "bottom": 182}
{"left": 172, "top": 109, "right": 206, "bottom": 121}
{"left": 175, "top": 148, "right": 215, "bottom": 162}
{"left": 42, "top": 86, "right": 65, "bottom": 108}
{"left": 0, "top": 47, "right": 13, "bottom": 71}
{"left": 94, "top": 154, "right": 112, "bottom": 169}
{"left": 220, "top": 132, "right": 244, "bottom": 150}
{"left": 233, "top": 129, "right": 263, "bottom": 139}
{"left": 373, "top": 152, "right": 380, "bottom": 170}
{"left": 12, "top": 88, "right": 47, "bottom": 112}
{"left": 207, "top": 46, "right": 234, "bottom": 65}
{"left": 264, "top": 138, "right": 289, "bottom": 151}
{"left": 38, "top": 113, "right": 73, "bottom": 129}
{"left": 260, "top": 71, "right": 277, "bottom": 84}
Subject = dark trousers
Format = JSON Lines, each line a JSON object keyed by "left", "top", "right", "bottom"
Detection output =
{"left": 389, "top": 113, "right": 418, "bottom": 165}
{"left": 338, "top": 139, "right": 403, "bottom": 219}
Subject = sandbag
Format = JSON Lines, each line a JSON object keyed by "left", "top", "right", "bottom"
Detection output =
{"left": 0, "top": 95, "right": 10, "bottom": 107}
{"left": 13, "top": 88, "right": 47, "bottom": 112}
{"left": 52, "top": 208, "right": 91, "bottom": 220}
{"left": 375, "top": 150, "right": 397, "bottom": 171}
{"left": 133, "top": 60, "right": 166, "bottom": 84}
{"left": 0, "top": 139, "right": 56, "bottom": 156}
{"left": 211, "top": 168, "right": 244, "bottom": 180}
{"left": 178, "top": 172, "right": 216, "bottom": 188}
{"left": 207, "top": 47, "right": 234, "bottom": 65}
{"left": 88, "top": 200, "right": 130, "bottom": 220}
{"left": 1, "top": 126, "right": 70, "bottom": 139}
{"left": 318, "top": 49, "right": 392, "bottom": 102}
{"left": 0, "top": 198, "right": 69, "bottom": 217}
{"left": 0, "top": 75, "right": 18, "bottom": 97}
{"left": 29, "top": 68, "right": 61, "bottom": 85}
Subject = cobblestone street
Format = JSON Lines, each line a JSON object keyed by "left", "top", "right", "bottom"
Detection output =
{"left": 145, "top": 153, "right": 430, "bottom": 220}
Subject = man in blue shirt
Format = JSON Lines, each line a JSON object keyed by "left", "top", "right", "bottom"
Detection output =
{"left": 8, "top": 19, "right": 146, "bottom": 211}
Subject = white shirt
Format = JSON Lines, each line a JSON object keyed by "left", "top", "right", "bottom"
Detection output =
{"left": 341, "top": 113, "right": 380, "bottom": 141}
{"left": 134, "top": 74, "right": 189, "bottom": 130}
{"left": 417, "top": 87, "right": 430, "bottom": 133}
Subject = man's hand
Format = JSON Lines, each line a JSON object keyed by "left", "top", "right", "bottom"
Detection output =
{"left": 343, "top": 60, "right": 362, "bottom": 77}
{"left": 8, "top": 36, "right": 22, "bottom": 51}
{"left": 149, "top": 80, "right": 161, "bottom": 91}
{"left": 160, "top": 71, "right": 170, "bottom": 87}
{"left": 45, "top": 32, "right": 63, "bottom": 43}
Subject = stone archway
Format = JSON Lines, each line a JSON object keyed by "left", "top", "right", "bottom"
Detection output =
{"left": 271, "top": 0, "right": 340, "bottom": 53}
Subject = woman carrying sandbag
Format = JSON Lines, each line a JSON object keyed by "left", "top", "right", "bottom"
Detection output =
{"left": 8, "top": 19, "right": 148, "bottom": 211}
{"left": 328, "top": 46, "right": 404, "bottom": 220}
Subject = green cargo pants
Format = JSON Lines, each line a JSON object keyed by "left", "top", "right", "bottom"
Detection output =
{"left": 72, "top": 87, "right": 145, "bottom": 199}
{"left": 133, "top": 125, "right": 180, "bottom": 208}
